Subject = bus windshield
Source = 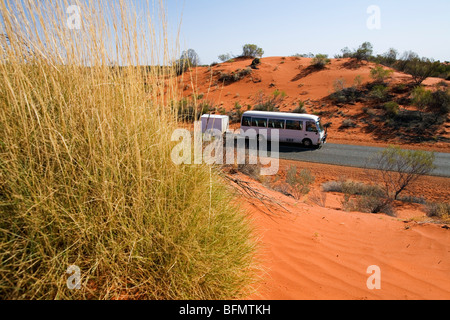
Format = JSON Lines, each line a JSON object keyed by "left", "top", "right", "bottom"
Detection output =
{"left": 317, "top": 120, "right": 324, "bottom": 133}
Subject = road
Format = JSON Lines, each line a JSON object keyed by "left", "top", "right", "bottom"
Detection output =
{"left": 270, "top": 142, "right": 450, "bottom": 178}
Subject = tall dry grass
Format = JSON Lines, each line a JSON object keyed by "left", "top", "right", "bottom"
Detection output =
{"left": 0, "top": 0, "right": 258, "bottom": 299}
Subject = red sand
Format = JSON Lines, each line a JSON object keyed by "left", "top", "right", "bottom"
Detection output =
{"left": 231, "top": 165, "right": 450, "bottom": 300}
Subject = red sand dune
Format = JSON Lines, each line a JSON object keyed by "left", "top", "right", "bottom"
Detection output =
{"left": 232, "top": 162, "right": 450, "bottom": 300}
{"left": 178, "top": 57, "right": 450, "bottom": 152}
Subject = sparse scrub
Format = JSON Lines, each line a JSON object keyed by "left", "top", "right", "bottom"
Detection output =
{"left": 311, "top": 54, "right": 331, "bottom": 69}
{"left": 369, "top": 146, "right": 435, "bottom": 200}
{"left": 253, "top": 89, "right": 286, "bottom": 112}
{"left": 425, "top": 202, "right": 450, "bottom": 223}
{"left": 217, "top": 68, "right": 252, "bottom": 84}
{"left": 218, "top": 53, "right": 232, "bottom": 62}
{"left": 286, "top": 166, "right": 315, "bottom": 199}
{"left": 384, "top": 101, "right": 400, "bottom": 117}
{"left": 0, "top": 1, "right": 258, "bottom": 299}
{"left": 404, "top": 57, "right": 440, "bottom": 85}
{"left": 340, "top": 119, "right": 357, "bottom": 129}
{"left": 330, "top": 79, "right": 362, "bottom": 104}
{"left": 411, "top": 86, "right": 433, "bottom": 117}
{"left": 369, "top": 84, "right": 389, "bottom": 102}
{"left": 325, "top": 180, "right": 394, "bottom": 216}
{"left": 321, "top": 179, "right": 384, "bottom": 197}
{"left": 309, "top": 191, "right": 327, "bottom": 207}
{"left": 344, "top": 195, "right": 395, "bottom": 216}
{"left": 370, "top": 65, "right": 394, "bottom": 83}
{"left": 292, "top": 100, "right": 306, "bottom": 113}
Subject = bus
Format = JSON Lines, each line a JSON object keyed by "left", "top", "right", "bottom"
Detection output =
{"left": 240, "top": 111, "right": 327, "bottom": 147}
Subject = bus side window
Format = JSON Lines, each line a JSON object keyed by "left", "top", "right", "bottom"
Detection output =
{"left": 242, "top": 116, "right": 252, "bottom": 126}
{"left": 252, "top": 117, "right": 268, "bottom": 128}
{"left": 268, "top": 119, "right": 285, "bottom": 129}
{"left": 306, "top": 121, "right": 318, "bottom": 132}
{"left": 286, "top": 120, "right": 302, "bottom": 130}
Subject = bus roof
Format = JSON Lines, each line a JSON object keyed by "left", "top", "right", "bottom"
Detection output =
{"left": 242, "top": 111, "right": 320, "bottom": 121}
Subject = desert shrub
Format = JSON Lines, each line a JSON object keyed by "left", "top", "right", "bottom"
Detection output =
{"left": 175, "top": 49, "right": 200, "bottom": 75}
{"left": 411, "top": 86, "right": 432, "bottom": 113}
{"left": 330, "top": 78, "right": 364, "bottom": 104}
{"left": 391, "top": 83, "right": 410, "bottom": 94}
{"left": 253, "top": 89, "right": 286, "bottom": 112}
{"left": 251, "top": 58, "right": 261, "bottom": 69}
{"left": 340, "top": 119, "right": 357, "bottom": 129}
{"left": 242, "top": 44, "right": 264, "bottom": 58}
{"left": 0, "top": 1, "right": 258, "bottom": 300}
{"left": 309, "top": 191, "right": 327, "bottom": 207}
{"left": 324, "top": 180, "right": 394, "bottom": 215}
{"left": 369, "top": 84, "right": 389, "bottom": 102}
{"left": 425, "top": 202, "right": 450, "bottom": 222}
{"left": 322, "top": 180, "right": 384, "bottom": 197}
{"left": 370, "top": 65, "right": 394, "bottom": 83}
{"left": 237, "top": 163, "right": 261, "bottom": 181}
{"left": 354, "top": 42, "right": 374, "bottom": 61}
{"left": 347, "top": 195, "right": 395, "bottom": 216}
{"left": 429, "top": 88, "right": 450, "bottom": 115}
{"left": 292, "top": 100, "right": 306, "bottom": 113}
{"left": 384, "top": 101, "right": 400, "bottom": 117}
{"left": 174, "top": 99, "right": 211, "bottom": 121}
{"left": 218, "top": 53, "right": 232, "bottom": 62}
{"left": 286, "top": 166, "right": 315, "bottom": 199}
{"left": 218, "top": 68, "right": 252, "bottom": 84}
{"left": 404, "top": 57, "right": 440, "bottom": 85}
{"left": 369, "top": 146, "right": 435, "bottom": 200}
{"left": 311, "top": 54, "right": 330, "bottom": 69}
{"left": 341, "top": 42, "right": 373, "bottom": 61}
{"left": 397, "top": 195, "right": 426, "bottom": 204}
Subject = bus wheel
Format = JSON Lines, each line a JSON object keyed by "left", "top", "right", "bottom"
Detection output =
{"left": 302, "top": 138, "right": 312, "bottom": 148}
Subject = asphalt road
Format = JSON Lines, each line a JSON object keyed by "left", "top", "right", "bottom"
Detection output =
{"left": 273, "top": 142, "right": 450, "bottom": 178}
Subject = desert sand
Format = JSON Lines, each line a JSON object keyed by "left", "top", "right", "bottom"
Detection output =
{"left": 232, "top": 161, "right": 450, "bottom": 300}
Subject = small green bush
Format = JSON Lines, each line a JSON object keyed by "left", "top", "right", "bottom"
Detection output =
{"left": 311, "top": 54, "right": 331, "bottom": 69}
{"left": 384, "top": 101, "right": 399, "bottom": 117}
{"left": 369, "top": 84, "right": 389, "bottom": 102}
{"left": 370, "top": 65, "right": 394, "bottom": 83}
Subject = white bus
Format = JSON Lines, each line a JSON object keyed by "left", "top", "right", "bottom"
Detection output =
{"left": 240, "top": 111, "right": 327, "bottom": 147}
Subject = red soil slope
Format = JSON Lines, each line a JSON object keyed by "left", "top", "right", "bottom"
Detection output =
{"left": 229, "top": 162, "right": 450, "bottom": 300}
{"left": 178, "top": 57, "right": 450, "bottom": 152}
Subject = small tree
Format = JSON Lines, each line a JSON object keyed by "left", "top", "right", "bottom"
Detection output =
{"left": 218, "top": 53, "right": 232, "bottom": 62}
{"left": 175, "top": 49, "right": 200, "bottom": 75}
{"left": 381, "top": 48, "right": 398, "bottom": 67}
{"left": 372, "top": 146, "right": 435, "bottom": 200}
{"left": 404, "top": 57, "right": 440, "bottom": 85}
{"left": 242, "top": 44, "right": 264, "bottom": 58}
{"left": 353, "top": 42, "right": 373, "bottom": 61}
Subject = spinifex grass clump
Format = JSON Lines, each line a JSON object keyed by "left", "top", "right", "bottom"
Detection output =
{"left": 0, "top": 0, "right": 258, "bottom": 299}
